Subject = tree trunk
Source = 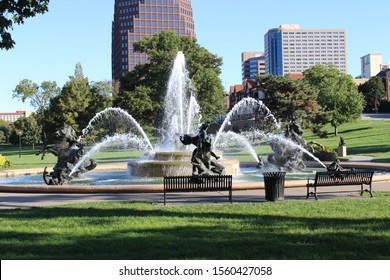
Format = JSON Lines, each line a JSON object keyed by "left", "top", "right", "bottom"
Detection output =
{"left": 334, "top": 126, "right": 338, "bottom": 136}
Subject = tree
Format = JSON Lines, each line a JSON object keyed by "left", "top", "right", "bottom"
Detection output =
{"left": 0, "top": 0, "right": 50, "bottom": 50}
{"left": 0, "top": 119, "right": 11, "bottom": 143}
{"left": 45, "top": 63, "right": 113, "bottom": 140}
{"left": 304, "top": 65, "right": 365, "bottom": 135}
{"left": 114, "top": 30, "right": 226, "bottom": 129}
{"left": 13, "top": 79, "right": 60, "bottom": 145}
{"left": 256, "top": 74, "right": 321, "bottom": 130}
{"left": 12, "top": 115, "right": 40, "bottom": 150}
{"left": 358, "top": 76, "right": 386, "bottom": 113}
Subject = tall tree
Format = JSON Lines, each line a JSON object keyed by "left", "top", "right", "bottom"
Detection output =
{"left": 304, "top": 65, "right": 365, "bottom": 135}
{"left": 45, "top": 64, "right": 113, "bottom": 140}
{"left": 114, "top": 30, "right": 226, "bottom": 129}
{"left": 13, "top": 79, "right": 60, "bottom": 145}
{"left": 256, "top": 74, "right": 321, "bottom": 129}
{"left": 0, "top": 0, "right": 50, "bottom": 50}
{"left": 358, "top": 76, "right": 386, "bottom": 113}
{"left": 12, "top": 115, "right": 40, "bottom": 150}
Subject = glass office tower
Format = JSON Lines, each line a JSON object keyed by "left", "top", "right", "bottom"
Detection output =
{"left": 264, "top": 24, "right": 347, "bottom": 76}
{"left": 112, "top": 0, "right": 195, "bottom": 80}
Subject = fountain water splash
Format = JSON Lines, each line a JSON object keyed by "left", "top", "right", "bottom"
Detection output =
{"left": 213, "top": 97, "right": 280, "bottom": 148}
{"left": 70, "top": 134, "right": 148, "bottom": 176}
{"left": 80, "top": 107, "right": 153, "bottom": 151}
{"left": 214, "top": 131, "right": 260, "bottom": 163}
{"left": 247, "top": 130, "right": 327, "bottom": 169}
{"left": 160, "top": 51, "right": 200, "bottom": 149}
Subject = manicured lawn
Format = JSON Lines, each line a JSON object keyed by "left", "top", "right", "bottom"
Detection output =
{"left": 1, "top": 193, "right": 390, "bottom": 260}
{"left": 304, "top": 119, "right": 390, "bottom": 163}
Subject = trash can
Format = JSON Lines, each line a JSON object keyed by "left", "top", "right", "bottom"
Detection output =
{"left": 263, "top": 172, "right": 286, "bottom": 201}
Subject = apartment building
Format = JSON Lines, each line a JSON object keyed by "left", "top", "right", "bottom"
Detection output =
{"left": 264, "top": 24, "right": 347, "bottom": 76}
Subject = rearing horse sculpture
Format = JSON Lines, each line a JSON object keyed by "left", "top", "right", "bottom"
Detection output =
{"left": 37, "top": 126, "right": 97, "bottom": 185}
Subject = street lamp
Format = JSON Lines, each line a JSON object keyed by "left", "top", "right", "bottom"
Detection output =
{"left": 18, "top": 131, "right": 22, "bottom": 158}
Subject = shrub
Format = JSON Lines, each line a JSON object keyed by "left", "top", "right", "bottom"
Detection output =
{"left": 305, "top": 143, "right": 337, "bottom": 162}
{"left": 0, "top": 154, "right": 11, "bottom": 168}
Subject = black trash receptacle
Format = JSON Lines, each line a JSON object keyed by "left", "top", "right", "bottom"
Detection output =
{"left": 263, "top": 172, "right": 286, "bottom": 201}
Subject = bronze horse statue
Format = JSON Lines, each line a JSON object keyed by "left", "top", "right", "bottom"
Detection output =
{"left": 37, "top": 126, "right": 97, "bottom": 185}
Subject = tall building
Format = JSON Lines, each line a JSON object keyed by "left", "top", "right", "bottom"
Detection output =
{"left": 112, "top": 0, "right": 195, "bottom": 80}
{"left": 241, "top": 52, "right": 265, "bottom": 82}
{"left": 361, "top": 53, "right": 382, "bottom": 78}
{"left": 264, "top": 24, "right": 347, "bottom": 76}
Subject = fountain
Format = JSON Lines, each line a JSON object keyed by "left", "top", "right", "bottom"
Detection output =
{"left": 1, "top": 51, "right": 344, "bottom": 189}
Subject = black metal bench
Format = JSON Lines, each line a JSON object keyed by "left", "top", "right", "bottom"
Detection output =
{"left": 163, "top": 175, "right": 233, "bottom": 205}
{"left": 306, "top": 170, "right": 374, "bottom": 200}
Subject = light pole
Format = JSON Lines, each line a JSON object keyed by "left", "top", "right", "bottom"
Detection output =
{"left": 18, "top": 131, "right": 22, "bottom": 158}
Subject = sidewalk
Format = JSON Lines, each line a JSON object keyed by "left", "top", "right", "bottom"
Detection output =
{"left": 1, "top": 180, "right": 389, "bottom": 210}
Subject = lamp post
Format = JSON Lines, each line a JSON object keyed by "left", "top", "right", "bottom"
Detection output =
{"left": 18, "top": 131, "right": 22, "bottom": 158}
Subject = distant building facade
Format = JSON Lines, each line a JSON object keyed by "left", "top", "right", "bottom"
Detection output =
{"left": 361, "top": 53, "right": 382, "bottom": 78}
{"left": 112, "top": 0, "right": 195, "bottom": 80}
{"left": 264, "top": 24, "right": 347, "bottom": 76}
{"left": 0, "top": 110, "right": 32, "bottom": 122}
{"left": 241, "top": 52, "right": 265, "bottom": 82}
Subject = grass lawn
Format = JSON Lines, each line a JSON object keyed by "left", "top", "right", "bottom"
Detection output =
{"left": 1, "top": 193, "right": 390, "bottom": 260}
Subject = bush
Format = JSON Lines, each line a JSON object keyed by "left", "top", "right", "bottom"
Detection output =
{"left": 305, "top": 143, "right": 337, "bottom": 162}
{"left": 0, "top": 154, "right": 11, "bottom": 168}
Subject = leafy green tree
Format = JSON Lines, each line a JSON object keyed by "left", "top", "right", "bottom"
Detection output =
{"left": 45, "top": 64, "right": 113, "bottom": 140}
{"left": 114, "top": 30, "right": 226, "bottom": 129}
{"left": 0, "top": 119, "right": 11, "bottom": 143}
{"left": 13, "top": 79, "right": 60, "bottom": 145}
{"left": 256, "top": 74, "right": 321, "bottom": 130}
{"left": 12, "top": 115, "right": 40, "bottom": 150}
{"left": 304, "top": 65, "right": 365, "bottom": 135}
{"left": 0, "top": 0, "right": 50, "bottom": 50}
{"left": 358, "top": 76, "right": 386, "bottom": 113}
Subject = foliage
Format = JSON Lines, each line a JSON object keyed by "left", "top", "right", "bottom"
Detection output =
{"left": 0, "top": 153, "right": 11, "bottom": 167}
{"left": 358, "top": 76, "right": 386, "bottom": 113}
{"left": 13, "top": 79, "right": 61, "bottom": 145}
{"left": 0, "top": 119, "right": 11, "bottom": 143}
{"left": 44, "top": 64, "right": 113, "bottom": 140}
{"left": 306, "top": 144, "right": 337, "bottom": 161}
{"left": 114, "top": 30, "right": 226, "bottom": 129}
{"left": 304, "top": 65, "right": 365, "bottom": 135}
{"left": 0, "top": 0, "right": 50, "bottom": 50}
{"left": 256, "top": 74, "right": 321, "bottom": 130}
{"left": 11, "top": 116, "right": 40, "bottom": 150}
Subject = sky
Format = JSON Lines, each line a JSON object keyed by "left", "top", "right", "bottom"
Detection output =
{"left": 0, "top": 0, "right": 389, "bottom": 113}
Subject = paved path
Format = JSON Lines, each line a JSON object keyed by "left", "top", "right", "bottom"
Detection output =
{"left": 1, "top": 180, "right": 389, "bottom": 209}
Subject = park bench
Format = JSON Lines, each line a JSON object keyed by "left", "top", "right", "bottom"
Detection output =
{"left": 163, "top": 175, "right": 233, "bottom": 205}
{"left": 306, "top": 170, "right": 374, "bottom": 200}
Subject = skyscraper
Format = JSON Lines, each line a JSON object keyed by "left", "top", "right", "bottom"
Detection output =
{"left": 112, "top": 0, "right": 195, "bottom": 80}
{"left": 264, "top": 24, "right": 347, "bottom": 76}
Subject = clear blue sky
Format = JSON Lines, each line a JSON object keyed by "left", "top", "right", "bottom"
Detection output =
{"left": 0, "top": 0, "right": 388, "bottom": 112}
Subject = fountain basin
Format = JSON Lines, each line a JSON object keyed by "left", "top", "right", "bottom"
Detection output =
{"left": 128, "top": 151, "right": 240, "bottom": 177}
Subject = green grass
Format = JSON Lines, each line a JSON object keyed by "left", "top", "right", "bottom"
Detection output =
{"left": 304, "top": 119, "right": 390, "bottom": 163}
{"left": 1, "top": 194, "right": 390, "bottom": 260}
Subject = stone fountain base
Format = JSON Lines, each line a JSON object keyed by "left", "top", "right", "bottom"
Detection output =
{"left": 128, "top": 151, "right": 240, "bottom": 177}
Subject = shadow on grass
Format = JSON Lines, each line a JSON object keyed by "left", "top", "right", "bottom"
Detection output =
{"left": 1, "top": 201, "right": 390, "bottom": 260}
{"left": 338, "top": 127, "right": 371, "bottom": 134}
{"left": 347, "top": 145, "right": 390, "bottom": 155}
